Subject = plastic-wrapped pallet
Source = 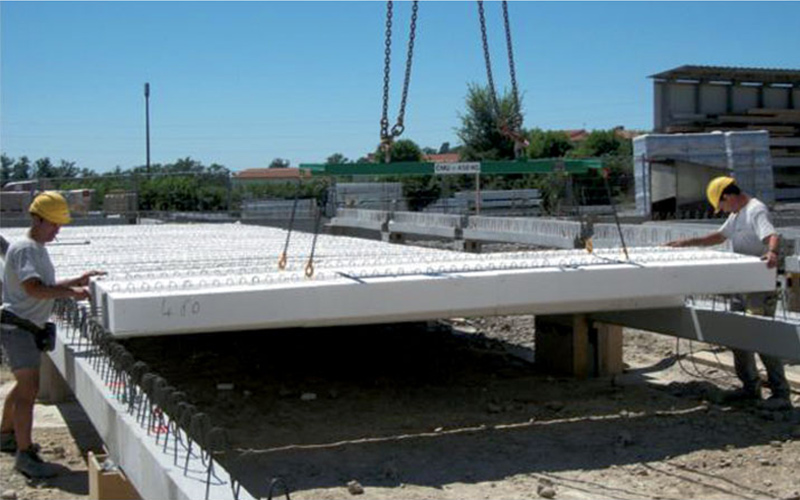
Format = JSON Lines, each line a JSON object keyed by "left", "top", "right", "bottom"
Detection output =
{"left": 725, "top": 131, "right": 774, "bottom": 206}
{"left": 633, "top": 131, "right": 774, "bottom": 217}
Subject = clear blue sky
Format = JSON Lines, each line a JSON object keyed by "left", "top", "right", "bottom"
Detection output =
{"left": 2, "top": 1, "right": 799, "bottom": 173}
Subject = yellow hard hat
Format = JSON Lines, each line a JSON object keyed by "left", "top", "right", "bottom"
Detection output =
{"left": 29, "top": 191, "right": 72, "bottom": 225}
{"left": 706, "top": 176, "right": 736, "bottom": 213}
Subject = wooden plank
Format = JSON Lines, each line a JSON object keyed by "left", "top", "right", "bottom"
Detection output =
{"left": 770, "top": 137, "right": 800, "bottom": 147}
{"left": 594, "top": 322, "right": 624, "bottom": 376}
{"left": 773, "top": 157, "right": 800, "bottom": 167}
{"left": 719, "top": 114, "right": 800, "bottom": 125}
{"left": 748, "top": 108, "right": 800, "bottom": 117}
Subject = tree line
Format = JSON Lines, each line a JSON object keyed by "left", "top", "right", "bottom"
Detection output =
{"left": 2, "top": 84, "right": 637, "bottom": 214}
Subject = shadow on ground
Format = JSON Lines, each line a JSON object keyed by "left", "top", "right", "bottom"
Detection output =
{"left": 122, "top": 323, "right": 798, "bottom": 498}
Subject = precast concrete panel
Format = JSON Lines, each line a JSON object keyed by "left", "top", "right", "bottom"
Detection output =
{"left": 1, "top": 224, "right": 776, "bottom": 337}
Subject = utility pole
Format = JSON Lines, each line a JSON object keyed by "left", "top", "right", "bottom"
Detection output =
{"left": 144, "top": 82, "right": 151, "bottom": 176}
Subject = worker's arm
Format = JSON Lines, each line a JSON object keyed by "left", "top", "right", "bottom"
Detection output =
{"left": 57, "top": 270, "right": 107, "bottom": 288}
{"left": 665, "top": 232, "right": 726, "bottom": 248}
{"left": 22, "top": 277, "right": 90, "bottom": 301}
{"left": 762, "top": 233, "right": 780, "bottom": 269}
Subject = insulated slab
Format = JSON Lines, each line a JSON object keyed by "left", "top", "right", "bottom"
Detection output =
{"left": 1, "top": 224, "right": 776, "bottom": 337}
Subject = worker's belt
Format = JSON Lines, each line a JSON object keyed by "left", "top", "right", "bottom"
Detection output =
{"left": 0, "top": 308, "right": 56, "bottom": 352}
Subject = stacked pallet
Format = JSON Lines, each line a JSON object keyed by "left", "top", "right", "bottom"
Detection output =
{"left": 667, "top": 107, "right": 800, "bottom": 199}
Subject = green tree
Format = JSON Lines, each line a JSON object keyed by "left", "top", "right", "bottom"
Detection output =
{"left": 1, "top": 154, "right": 13, "bottom": 184}
{"left": 567, "top": 129, "right": 634, "bottom": 206}
{"left": 569, "top": 129, "right": 631, "bottom": 158}
{"left": 527, "top": 129, "right": 573, "bottom": 159}
{"left": 54, "top": 160, "right": 80, "bottom": 179}
{"left": 269, "top": 158, "right": 290, "bottom": 169}
{"left": 456, "top": 83, "right": 524, "bottom": 161}
{"left": 34, "top": 157, "right": 56, "bottom": 178}
{"left": 375, "top": 138, "right": 423, "bottom": 163}
{"left": 326, "top": 153, "right": 349, "bottom": 165}
{"left": 12, "top": 156, "right": 31, "bottom": 181}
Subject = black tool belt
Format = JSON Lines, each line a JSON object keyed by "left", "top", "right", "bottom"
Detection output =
{"left": 0, "top": 308, "right": 56, "bottom": 352}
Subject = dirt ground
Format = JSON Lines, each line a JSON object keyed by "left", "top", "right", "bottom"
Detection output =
{"left": 3, "top": 317, "right": 798, "bottom": 500}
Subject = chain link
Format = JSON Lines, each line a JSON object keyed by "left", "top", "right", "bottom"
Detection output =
{"left": 478, "top": 0, "right": 524, "bottom": 140}
{"left": 381, "top": 0, "right": 393, "bottom": 142}
{"left": 477, "top": 0, "right": 500, "bottom": 116}
{"left": 502, "top": 1, "right": 522, "bottom": 130}
{"left": 392, "top": 0, "right": 418, "bottom": 138}
{"left": 380, "top": 1, "right": 419, "bottom": 158}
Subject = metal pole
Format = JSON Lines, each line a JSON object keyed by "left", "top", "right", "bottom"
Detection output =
{"left": 475, "top": 172, "right": 481, "bottom": 215}
{"left": 144, "top": 83, "right": 151, "bottom": 176}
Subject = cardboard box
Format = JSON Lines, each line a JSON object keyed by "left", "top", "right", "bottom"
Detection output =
{"left": 88, "top": 451, "right": 141, "bottom": 500}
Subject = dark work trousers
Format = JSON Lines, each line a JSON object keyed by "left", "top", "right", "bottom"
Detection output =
{"left": 729, "top": 292, "right": 790, "bottom": 397}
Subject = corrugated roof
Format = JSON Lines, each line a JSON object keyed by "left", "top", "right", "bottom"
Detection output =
{"left": 650, "top": 65, "right": 800, "bottom": 84}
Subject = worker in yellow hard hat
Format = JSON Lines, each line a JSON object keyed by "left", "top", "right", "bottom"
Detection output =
{"left": 0, "top": 191, "right": 105, "bottom": 478}
{"left": 666, "top": 177, "right": 791, "bottom": 411}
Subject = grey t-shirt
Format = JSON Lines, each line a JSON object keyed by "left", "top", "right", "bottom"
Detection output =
{"left": 719, "top": 198, "right": 776, "bottom": 257}
{"left": 2, "top": 236, "right": 56, "bottom": 328}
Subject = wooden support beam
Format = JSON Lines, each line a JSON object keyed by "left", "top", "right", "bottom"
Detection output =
{"left": 535, "top": 314, "right": 624, "bottom": 378}
{"left": 787, "top": 273, "right": 800, "bottom": 312}
{"left": 594, "top": 322, "right": 624, "bottom": 376}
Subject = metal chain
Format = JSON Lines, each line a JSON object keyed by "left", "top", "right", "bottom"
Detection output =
{"left": 478, "top": 0, "right": 526, "bottom": 157}
{"left": 393, "top": 0, "right": 418, "bottom": 138}
{"left": 380, "top": 0, "right": 393, "bottom": 143}
{"left": 380, "top": 1, "right": 419, "bottom": 158}
{"left": 502, "top": 0, "right": 522, "bottom": 130}
{"left": 477, "top": 0, "right": 500, "bottom": 115}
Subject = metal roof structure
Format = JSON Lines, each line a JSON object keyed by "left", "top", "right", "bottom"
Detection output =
{"left": 649, "top": 65, "right": 800, "bottom": 84}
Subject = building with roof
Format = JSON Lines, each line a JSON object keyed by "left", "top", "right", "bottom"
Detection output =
{"left": 650, "top": 65, "right": 800, "bottom": 199}
{"left": 231, "top": 167, "right": 311, "bottom": 186}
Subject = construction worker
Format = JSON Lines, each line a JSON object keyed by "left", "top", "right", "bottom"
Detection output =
{"left": 0, "top": 192, "right": 105, "bottom": 478}
{"left": 666, "top": 176, "right": 791, "bottom": 410}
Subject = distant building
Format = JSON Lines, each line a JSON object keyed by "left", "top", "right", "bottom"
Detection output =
{"left": 650, "top": 65, "right": 800, "bottom": 199}
{"left": 231, "top": 168, "right": 311, "bottom": 186}
{"left": 423, "top": 153, "right": 460, "bottom": 163}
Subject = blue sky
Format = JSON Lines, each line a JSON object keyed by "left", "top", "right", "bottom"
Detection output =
{"left": 2, "top": 1, "right": 799, "bottom": 173}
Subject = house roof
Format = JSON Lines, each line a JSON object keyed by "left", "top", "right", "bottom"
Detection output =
{"left": 232, "top": 168, "right": 310, "bottom": 180}
{"left": 649, "top": 65, "right": 800, "bottom": 84}
{"left": 423, "top": 153, "right": 460, "bottom": 163}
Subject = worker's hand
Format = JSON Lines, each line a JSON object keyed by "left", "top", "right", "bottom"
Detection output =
{"left": 762, "top": 251, "right": 778, "bottom": 269}
{"left": 76, "top": 270, "right": 107, "bottom": 286}
{"left": 70, "top": 287, "right": 91, "bottom": 301}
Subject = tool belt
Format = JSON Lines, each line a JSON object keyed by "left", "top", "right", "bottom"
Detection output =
{"left": 0, "top": 308, "right": 56, "bottom": 352}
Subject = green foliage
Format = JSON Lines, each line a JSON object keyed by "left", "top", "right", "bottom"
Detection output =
{"left": 401, "top": 175, "right": 441, "bottom": 212}
{"left": 456, "top": 83, "right": 524, "bottom": 161}
{"left": 569, "top": 129, "right": 631, "bottom": 158}
{"left": 268, "top": 158, "right": 291, "bottom": 169}
{"left": 326, "top": 153, "right": 350, "bottom": 165}
{"left": 527, "top": 129, "right": 574, "bottom": 159}
{"left": 374, "top": 138, "right": 423, "bottom": 163}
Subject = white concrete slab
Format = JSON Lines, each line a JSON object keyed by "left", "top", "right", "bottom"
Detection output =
{"left": 47, "top": 324, "right": 256, "bottom": 500}
{"left": 2, "top": 224, "right": 776, "bottom": 338}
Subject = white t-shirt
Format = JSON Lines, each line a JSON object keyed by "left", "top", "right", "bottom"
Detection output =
{"left": 719, "top": 198, "right": 776, "bottom": 257}
{"left": 2, "top": 235, "right": 56, "bottom": 328}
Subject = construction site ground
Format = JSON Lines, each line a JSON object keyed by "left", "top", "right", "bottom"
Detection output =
{"left": 1, "top": 319, "right": 799, "bottom": 500}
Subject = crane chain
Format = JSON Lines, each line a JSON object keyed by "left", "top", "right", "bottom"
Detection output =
{"left": 478, "top": 0, "right": 525, "bottom": 153}
{"left": 380, "top": 0, "right": 419, "bottom": 161}
{"left": 477, "top": 0, "right": 500, "bottom": 116}
{"left": 502, "top": 1, "right": 522, "bottom": 131}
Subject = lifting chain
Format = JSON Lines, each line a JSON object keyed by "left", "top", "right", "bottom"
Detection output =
{"left": 477, "top": 0, "right": 527, "bottom": 157}
{"left": 380, "top": 0, "right": 419, "bottom": 162}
